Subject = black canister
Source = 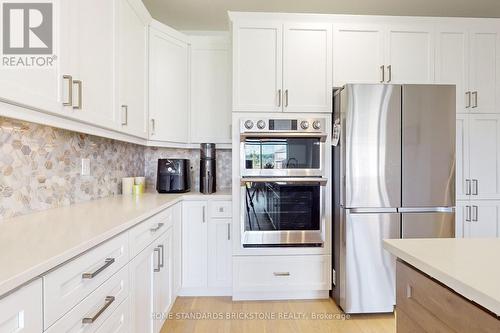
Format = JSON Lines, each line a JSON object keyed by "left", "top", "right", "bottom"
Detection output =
{"left": 200, "top": 144, "right": 216, "bottom": 194}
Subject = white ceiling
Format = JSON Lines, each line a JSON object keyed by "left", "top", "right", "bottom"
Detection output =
{"left": 142, "top": 0, "right": 500, "bottom": 30}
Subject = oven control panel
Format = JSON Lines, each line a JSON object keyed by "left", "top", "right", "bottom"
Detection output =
{"left": 240, "top": 118, "right": 326, "bottom": 133}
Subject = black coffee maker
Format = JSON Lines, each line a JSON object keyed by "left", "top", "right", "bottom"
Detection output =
{"left": 156, "top": 159, "right": 191, "bottom": 193}
{"left": 200, "top": 144, "right": 216, "bottom": 194}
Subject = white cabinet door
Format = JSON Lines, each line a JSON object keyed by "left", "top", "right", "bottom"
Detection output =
{"left": 283, "top": 23, "right": 332, "bottom": 113}
{"left": 435, "top": 28, "right": 469, "bottom": 113}
{"left": 0, "top": 1, "right": 65, "bottom": 116}
{"left": 67, "top": 0, "right": 117, "bottom": 129}
{"left": 456, "top": 114, "right": 470, "bottom": 200}
{"left": 233, "top": 22, "right": 283, "bottom": 112}
{"left": 463, "top": 201, "right": 500, "bottom": 238}
{"left": 469, "top": 114, "right": 500, "bottom": 199}
{"left": 385, "top": 25, "right": 435, "bottom": 83}
{"left": 172, "top": 203, "right": 182, "bottom": 296}
{"left": 149, "top": 26, "right": 189, "bottom": 142}
{"left": 332, "top": 24, "right": 385, "bottom": 86}
{"left": 469, "top": 30, "right": 500, "bottom": 114}
{"left": 153, "top": 229, "right": 173, "bottom": 333}
{"left": 182, "top": 201, "right": 208, "bottom": 289}
{"left": 0, "top": 279, "right": 42, "bottom": 333}
{"left": 207, "top": 219, "right": 232, "bottom": 289}
{"left": 190, "top": 36, "right": 231, "bottom": 143}
{"left": 117, "top": 0, "right": 148, "bottom": 138}
{"left": 129, "top": 242, "right": 155, "bottom": 333}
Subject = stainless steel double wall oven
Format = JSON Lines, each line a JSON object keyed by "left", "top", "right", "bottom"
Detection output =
{"left": 239, "top": 118, "right": 329, "bottom": 247}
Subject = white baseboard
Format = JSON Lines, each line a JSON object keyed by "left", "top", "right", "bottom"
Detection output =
{"left": 178, "top": 287, "right": 232, "bottom": 297}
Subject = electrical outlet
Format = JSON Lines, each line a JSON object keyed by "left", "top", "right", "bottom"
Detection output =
{"left": 81, "top": 158, "right": 91, "bottom": 176}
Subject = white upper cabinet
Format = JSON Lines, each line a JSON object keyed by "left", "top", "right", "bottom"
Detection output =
{"left": 64, "top": 0, "right": 117, "bottom": 129}
{"left": 333, "top": 24, "right": 385, "bottom": 86}
{"left": 469, "top": 30, "right": 500, "bottom": 114}
{"left": 190, "top": 36, "right": 232, "bottom": 144}
{"left": 283, "top": 23, "right": 332, "bottom": 112}
{"left": 233, "top": 22, "right": 283, "bottom": 112}
{"left": 149, "top": 22, "right": 190, "bottom": 143}
{"left": 435, "top": 28, "right": 469, "bottom": 112}
{"left": 0, "top": 1, "right": 66, "bottom": 115}
{"left": 117, "top": 0, "right": 149, "bottom": 138}
{"left": 385, "top": 25, "right": 435, "bottom": 84}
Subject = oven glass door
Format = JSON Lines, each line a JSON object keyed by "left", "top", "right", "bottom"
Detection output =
{"left": 241, "top": 137, "right": 323, "bottom": 176}
{"left": 241, "top": 178, "right": 326, "bottom": 247}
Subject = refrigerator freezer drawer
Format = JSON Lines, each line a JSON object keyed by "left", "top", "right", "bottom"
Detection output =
{"left": 401, "top": 212, "right": 455, "bottom": 238}
{"left": 342, "top": 211, "right": 400, "bottom": 313}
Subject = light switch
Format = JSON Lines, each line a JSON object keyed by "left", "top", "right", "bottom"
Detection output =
{"left": 81, "top": 158, "right": 91, "bottom": 176}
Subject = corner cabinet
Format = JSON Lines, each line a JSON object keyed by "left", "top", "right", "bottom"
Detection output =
{"left": 232, "top": 21, "right": 332, "bottom": 113}
{"left": 149, "top": 23, "right": 190, "bottom": 143}
{"left": 0, "top": 279, "right": 42, "bottom": 333}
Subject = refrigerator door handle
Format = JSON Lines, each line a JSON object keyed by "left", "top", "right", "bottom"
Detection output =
{"left": 347, "top": 207, "right": 398, "bottom": 213}
{"left": 398, "top": 207, "right": 455, "bottom": 213}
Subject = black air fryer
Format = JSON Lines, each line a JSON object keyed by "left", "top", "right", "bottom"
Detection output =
{"left": 156, "top": 159, "right": 191, "bottom": 193}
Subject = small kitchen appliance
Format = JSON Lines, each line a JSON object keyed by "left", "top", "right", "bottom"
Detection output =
{"left": 200, "top": 143, "right": 216, "bottom": 194}
{"left": 156, "top": 159, "right": 191, "bottom": 193}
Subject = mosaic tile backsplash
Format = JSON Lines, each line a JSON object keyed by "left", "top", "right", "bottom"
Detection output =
{"left": 0, "top": 117, "right": 232, "bottom": 220}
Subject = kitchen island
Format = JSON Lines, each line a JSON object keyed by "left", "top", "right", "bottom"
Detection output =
{"left": 384, "top": 238, "right": 500, "bottom": 333}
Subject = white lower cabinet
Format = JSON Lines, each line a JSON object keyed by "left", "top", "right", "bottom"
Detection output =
{"left": 45, "top": 266, "right": 129, "bottom": 333}
{"left": 153, "top": 229, "right": 174, "bottom": 333}
{"left": 181, "top": 200, "right": 232, "bottom": 295}
{"left": 95, "top": 298, "right": 130, "bottom": 333}
{"left": 458, "top": 201, "right": 500, "bottom": 238}
{"left": 0, "top": 279, "right": 42, "bottom": 333}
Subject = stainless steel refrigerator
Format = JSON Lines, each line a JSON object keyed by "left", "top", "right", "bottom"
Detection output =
{"left": 332, "top": 84, "right": 455, "bottom": 314}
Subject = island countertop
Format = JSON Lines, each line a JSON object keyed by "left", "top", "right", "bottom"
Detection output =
{"left": 384, "top": 238, "right": 500, "bottom": 317}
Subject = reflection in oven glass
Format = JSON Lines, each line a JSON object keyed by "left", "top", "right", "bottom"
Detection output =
{"left": 244, "top": 182, "right": 320, "bottom": 231}
{"left": 244, "top": 138, "right": 320, "bottom": 170}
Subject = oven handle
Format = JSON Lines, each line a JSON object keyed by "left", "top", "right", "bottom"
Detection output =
{"left": 240, "top": 132, "right": 327, "bottom": 142}
{"left": 240, "top": 178, "right": 328, "bottom": 186}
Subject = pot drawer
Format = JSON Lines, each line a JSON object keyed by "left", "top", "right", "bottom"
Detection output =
{"left": 129, "top": 207, "right": 173, "bottom": 258}
{"left": 209, "top": 201, "right": 232, "bottom": 218}
{"left": 233, "top": 255, "right": 331, "bottom": 292}
{"left": 95, "top": 297, "right": 129, "bottom": 333}
{"left": 396, "top": 260, "right": 500, "bottom": 333}
{"left": 46, "top": 266, "right": 129, "bottom": 333}
{"left": 44, "top": 232, "right": 129, "bottom": 329}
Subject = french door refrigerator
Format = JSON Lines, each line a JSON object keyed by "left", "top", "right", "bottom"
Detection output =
{"left": 332, "top": 84, "right": 455, "bottom": 314}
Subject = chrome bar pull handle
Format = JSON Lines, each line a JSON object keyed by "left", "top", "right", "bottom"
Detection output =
{"left": 472, "top": 179, "right": 478, "bottom": 195}
{"left": 82, "top": 258, "right": 115, "bottom": 279}
{"left": 465, "top": 92, "right": 471, "bottom": 108}
{"left": 472, "top": 91, "right": 478, "bottom": 108}
{"left": 158, "top": 244, "right": 164, "bottom": 268}
{"left": 150, "top": 118, "right": 156, "bottom": 135}
{"left": 380, "top": 65, "right": 385, "bottom": 83}
{"left": 62, "top": 75, "right": 73, "bottom": 106}
{"left": 202, "top": 206, "right": 206, "bottom": 223}
{"left": 465, "top": 179, "right": 471, "bottom": 195}
{"left": 465, "top": 206, "right": 471, "bottom": 222}
{"left": 285, "top": 89, "right": 289, "bottom": 107}
{"left": 121, "top": 105, "right": 128, "bottom": 125}
{"left": 227, "top": 224, "right": 231, "bottom": 241}
{"left": 472, "top": 205, "right": 479, "bottom": 222}
{"left": 154, "top": 247, "right": 161, "bottom": 272}
{"left": 278, "top": 89, "right": 282, "bottom": 107}
{"left": 273, "top": 272, "right": 290, "bottom": 277}
{"left": 150, "top": 223, "right": 164, "bottom": 233}
{"left": 387, "top": 65, "right": 392, "bottom": 83}
{"left": 73, "top": 80, "right": 82, "bottom": 110}
{"left": 82, "top": 296, "right": 115, "bottom": 324}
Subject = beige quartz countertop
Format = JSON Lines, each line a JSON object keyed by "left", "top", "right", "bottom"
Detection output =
{"left": 384, "top": 238, "right": 500, "bottom": 317}
{"left": 0, "top": 190, "right": 231, "bottom": 298}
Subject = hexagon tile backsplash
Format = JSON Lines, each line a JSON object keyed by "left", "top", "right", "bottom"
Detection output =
{"left": 0, "top": 116, "right": 233, "bottom": 221}
{"left": 0, "top": 117, "right": 145, "bottom": 220}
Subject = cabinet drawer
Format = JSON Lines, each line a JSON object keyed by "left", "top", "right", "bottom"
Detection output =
{"left": 44, "top": 232, "right": 129, "bottom": 329}
{"left": 129, "top": 207, "right": 173, "bottom": 258}
{"left": 209, "top": 201, "right": 232, "bottom": 218}
{"left": 46, "top": 265, "right": 129, "bottom": 333}
{"left": 0, "top": 279, "right": 42, "bottom": 333}
{"left": 396, "top": 260, "right": 500, "bottom": 333}
{"left": 233, "top": 255, "right": 331, "bottom": 292}
{"left": 95, "top": 297, "right": 130, "bottom": 333}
